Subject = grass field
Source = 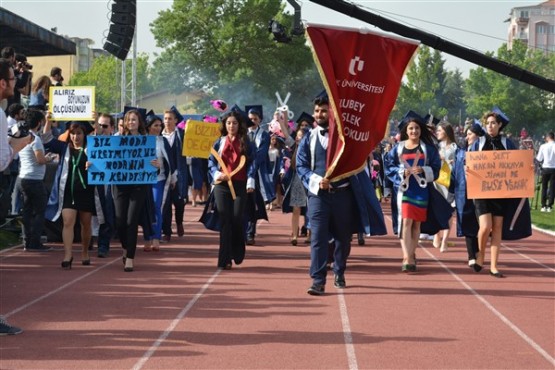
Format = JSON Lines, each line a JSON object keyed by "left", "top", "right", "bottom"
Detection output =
{"left": 529, "top": 203, "right": 555, "bottom": 231}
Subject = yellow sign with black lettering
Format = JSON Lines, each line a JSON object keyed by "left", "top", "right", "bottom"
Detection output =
{"left": 183, "top": 120, "right": 221, "bottom": 159}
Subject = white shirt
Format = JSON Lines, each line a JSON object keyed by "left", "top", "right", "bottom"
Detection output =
{"left": 7, "top": 115, "right": 17, "bottom": 131}
{"left": 18, "top": 131, "right": 45, "bottom": 180}
{"left": 162, "top": 129, "right": 176, "bottom": 147}
{"left": 536, "top": 140, "right": 555, "bottom": 169}
{"left": 0, "top": 108, "right": 13, "bottom": 172}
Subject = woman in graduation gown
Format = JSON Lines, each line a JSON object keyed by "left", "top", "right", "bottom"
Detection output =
{"left": 207, "top": 111, "right": 256, "bottom": 269}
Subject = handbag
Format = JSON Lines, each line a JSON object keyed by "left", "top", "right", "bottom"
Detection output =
{"left": 199, "top": 191, "right": 220, "bottom": 232}
{"left": 435, "top": 160, "right": 451, "bottom": 188}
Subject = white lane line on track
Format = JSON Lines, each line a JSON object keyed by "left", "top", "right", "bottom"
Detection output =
{"left": 133, "top": 268, "right": 221, "bottom": 370}
{"left": 337, "top": 292, "right": 359, "bottom": 370}
{"left": 383, "top": 215, "right": 554, "bottom": 272}
{"left": 419, "top": 244, "right": 555, "bottom": 367}
{"left": 5, "top": 257, "right": 119, "bottom": 318}
{"left": 502, "top": 243, "right": 555, "bottom": 272}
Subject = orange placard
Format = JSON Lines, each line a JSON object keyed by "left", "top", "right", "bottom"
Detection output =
{"left": 465, "top": 149, "right": 534, "bottom": 199}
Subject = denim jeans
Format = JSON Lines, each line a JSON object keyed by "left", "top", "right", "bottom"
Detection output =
{"left": 20, "top": 179, "right": 48, "bottom": 248}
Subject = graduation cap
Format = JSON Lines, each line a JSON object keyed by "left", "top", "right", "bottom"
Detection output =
{"left": 296, "top": 111, "right": 315, "bottom": 126}
{"left": 170, "top": 105, "right": 184, "bottom": 123}
{"left": 210, "top": 99, "right": 228, "bottom": 112}
{"left": 467, "top": 119, "right": 485, "bottom": 137}
{"left": 145, "top": 110, "right": 162, "bottom": 128}
{"left": 313, "top": 89, "right": 329, "bottom": 104}
{"left": 491, "top": 106, "right": 509, "bottom": 130}
{"left": 245, "top": 105, "right": 263, "bottom": 121}
{"left": 398, "top": 110, "right": 424, "bottom": 130}
{"left": 123, "top": 106, "right": 147, "bottom": 124}
{"left": 423, "top": 114, "right": 440, "bottom": 126}
{"left": 228, "top": 104, "right": 253, "bottom": 127}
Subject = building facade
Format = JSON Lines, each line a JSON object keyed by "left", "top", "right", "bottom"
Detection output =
{"left": 507, "top": 0, "right": 555, "bottom": 53}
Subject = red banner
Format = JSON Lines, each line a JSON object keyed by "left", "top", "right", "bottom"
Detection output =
{"left": 306, "top": 24, "right": 419, "bottom": 180}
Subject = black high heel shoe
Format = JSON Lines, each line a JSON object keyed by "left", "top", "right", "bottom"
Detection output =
{"left": 82, "top": 259, "right": 91, "bottom": 266}
{"left": 61, "top": 257, "right": 73, "bottom": 270}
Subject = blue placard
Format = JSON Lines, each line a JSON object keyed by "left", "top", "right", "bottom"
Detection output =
{"left": 87, "top": 135, "right": 157, "bottom": 184}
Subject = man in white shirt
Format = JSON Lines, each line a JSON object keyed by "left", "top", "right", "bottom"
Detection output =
{"left": 0, "top": 58, "right": 31, "bottom": 172}
{"left": 536, "top": 132, "right": 555, "bottom": 212}
{"left": 0, "top": 57, "right": 28, "bottom": 337}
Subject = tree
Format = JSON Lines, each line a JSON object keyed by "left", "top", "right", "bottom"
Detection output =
{"left": 150, "top": 0, "right": 321, "bottom": 116}
{"left": 465, "top": 41, "right": 555, "bottom": 136}
{"left": 69, "top": 54, "right": 154, "bottom": 113}
{"left": 443, "top": 69, "right": 466, "bottom": 125}
{"left": 394, "top": 46, "right": 449, "bottom": 120}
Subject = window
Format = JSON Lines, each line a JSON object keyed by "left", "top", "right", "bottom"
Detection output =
{"left": 537, "top": 25, "right": 546, "bottom": 34}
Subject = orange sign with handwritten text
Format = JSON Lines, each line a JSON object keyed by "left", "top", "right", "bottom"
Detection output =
{"left": 465, "top": 150, "right": 534, "bottom": 199}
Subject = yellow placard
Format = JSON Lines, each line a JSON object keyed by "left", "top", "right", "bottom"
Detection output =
{"left": 182, "top": 120, "right": 221, "bottom": 159}
{"left": 48, "top": 86, "right": 95, "bottom": 121}
{"left": 465, "top": 149, "right": 534, "bottom": 199}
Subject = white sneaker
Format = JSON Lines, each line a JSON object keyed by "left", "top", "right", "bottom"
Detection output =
{"left": 548, "top": 207, "right": 553, "bottom": 212}
{"left": 541, "top": 207, "right": 547, "bottom": 212}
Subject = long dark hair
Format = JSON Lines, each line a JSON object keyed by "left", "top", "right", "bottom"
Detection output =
{"left": 400, "top": 118, "right": 435, "bottom": 146}
{"left": 437, "top": 122, "right": 456, "bottom": 144}
{"left": 290, "top": 128, "right": 308, "bottom": 170}
{"left": 220, "top": 111, "right": 248, "bottom": 155}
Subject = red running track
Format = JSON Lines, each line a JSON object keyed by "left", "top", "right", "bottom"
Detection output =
{"left": 1, "top": 204, "right": 554, "bottom": 369}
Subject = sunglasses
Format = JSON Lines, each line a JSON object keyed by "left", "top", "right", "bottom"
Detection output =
{"left": 99, "top": 124, "right": 110, "bottom": 128}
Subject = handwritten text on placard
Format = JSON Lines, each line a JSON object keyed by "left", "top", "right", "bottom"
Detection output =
{"left": 87, "top": 135, "right": 157, "bottom": 184}
{"left": 183, "top": 120, "right": 221, "bottom": 159}
{"left": 465, "top": 149, "right": 534, "bottom": 199}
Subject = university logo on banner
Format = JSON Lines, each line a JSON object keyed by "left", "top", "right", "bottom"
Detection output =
{"left": 306, "top": 24, "right": 419, "bottom": 180}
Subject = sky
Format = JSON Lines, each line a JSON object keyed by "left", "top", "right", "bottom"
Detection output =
{"left": 0, "top": 0, "right": 541, "bottom": 76}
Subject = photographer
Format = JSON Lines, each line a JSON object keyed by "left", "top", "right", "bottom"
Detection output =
{"left": 0, "top": 48, "right": 32, "bottom": 107}
{"left": 14, "top": 54, "right": 32, "bottom": 107}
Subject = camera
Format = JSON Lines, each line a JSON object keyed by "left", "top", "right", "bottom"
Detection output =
{"left": 17, "top": 61, "right": 33, "bottom": 70}
{"left": 8, "top": 121, "right": 30, "bottom": 139}
{"left": 15, "top": 54, "right": 33, "bottom": 70}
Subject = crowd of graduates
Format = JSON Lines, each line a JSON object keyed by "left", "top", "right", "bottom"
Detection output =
{"left": 2, "top": 95, "right": 538, "bottom": 276}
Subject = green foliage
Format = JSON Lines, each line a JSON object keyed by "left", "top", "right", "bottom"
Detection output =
{"left": 69, "top": 54, "right": 154, "bottom": 113}
{"left": 150, "top": 0, "right": 321, "bottom": 115}
{"left": 394, "top": 46, "right": 461, "bottom": 121}
{"left": 464, "top": 41, "right": 555, "bottom": 136}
